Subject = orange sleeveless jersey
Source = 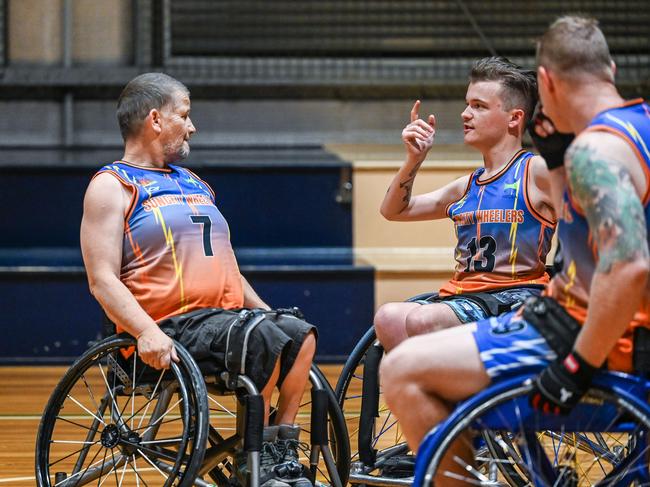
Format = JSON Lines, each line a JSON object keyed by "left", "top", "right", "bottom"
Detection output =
{"left": 95, "top": 162, "right": 244, "bottom": 328}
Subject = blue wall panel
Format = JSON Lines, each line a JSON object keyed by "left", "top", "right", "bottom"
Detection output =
{"left": 203, "top": 167, "right": 352, "bottom": 248}
{"left": 246, "top": 268, "right": 374, "bottom": 361}
{"left": 0, "top": 164, "right": 351, "bottom": 249}
{"left": 0, "top": 273, "right": 103, "bottom": 363}
{"left": 0, "top": 267, "right": 373, "bottom": 364}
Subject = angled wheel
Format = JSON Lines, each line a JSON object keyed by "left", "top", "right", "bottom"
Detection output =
{"left": 335, "top": 327, "right": 411, "bottom": 485}
{"left": 415, "top": 373, "right": 650, "bottom": 486}
{"left": 36, "top": 335, "right": 209, "bottom": 486}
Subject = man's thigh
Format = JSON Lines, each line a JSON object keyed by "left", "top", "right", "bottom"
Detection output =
{"left": 407, "top": 302, "right": 462, "bottom": 331}
{"left": 269, "top": 312, "right": 317, "bottom": 382}
{"left": 385, "top": 323, "right": 490, "bottom": 403}
{"left": 159, "top": 308, "right": 293, "bottom": 390}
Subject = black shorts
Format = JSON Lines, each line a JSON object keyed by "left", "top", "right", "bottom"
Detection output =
{"left": 158, "top": 308, "right": 317, "bottom": 391}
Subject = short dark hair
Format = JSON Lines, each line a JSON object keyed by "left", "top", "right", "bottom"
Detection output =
{"left": 117, "top": 73, "right": 189, "bottom": 141}
{"left": 469, "top": 56, "right": 538, "bottom": 125}
{"left": 537, "top": 15, "right": 613, "bottom": 82}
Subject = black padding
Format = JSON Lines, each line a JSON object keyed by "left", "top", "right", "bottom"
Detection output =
{"left": 633, "top": 327, "right": 650, "bottom": 375}
{"left": 242, "top": 394, "right": 265, "bottom": 452}
{"left": 522, "top": 296, "right": 580, "bottom": 358}
{"left": 359, "top": 342, "right": 382, "bottom": 465}
{"left": 310, "top": 388, "right": 329, "bottom": 445}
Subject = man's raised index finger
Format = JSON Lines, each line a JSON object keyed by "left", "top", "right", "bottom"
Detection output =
{"left": 410, "top": 100, "right": 421, "bottom": 123}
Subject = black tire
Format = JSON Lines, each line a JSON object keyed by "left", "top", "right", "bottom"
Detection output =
{"left": 311, "top": 363, "right": 351, "bottom": 486}
{"left": 35, "top": 335, "right": 209, "bottom": 487}
{"left": 334, "top": 327, "right": 411, "bottom": 482}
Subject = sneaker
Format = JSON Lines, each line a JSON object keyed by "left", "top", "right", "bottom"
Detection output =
{"left": 235, "top": 425, "right": 291, "bottom": 487}
{"left": 275, "top": 424, "right": 312, "bottom": 487}
{"left": 380, "top": 453, "right": 415, "bottom": 478}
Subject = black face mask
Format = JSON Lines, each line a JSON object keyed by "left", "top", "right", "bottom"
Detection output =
{"left": 527, "top": 105, "right": 574, "bottom": 170}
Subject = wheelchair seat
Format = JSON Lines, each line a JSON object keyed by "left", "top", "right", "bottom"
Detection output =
{"left": 414, "top": 368, "right": 650, "bottom": 486}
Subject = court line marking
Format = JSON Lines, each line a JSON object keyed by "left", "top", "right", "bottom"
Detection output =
{"left": 0, "top": 477, "right": 37, "bottom": 483}
{"left": 0, "top": 415, "right": 42, "bottom": 420}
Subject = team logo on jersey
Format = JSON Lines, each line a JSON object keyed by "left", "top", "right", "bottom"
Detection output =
{"left": 488, "top": 315, "right": 527, "bottom": 335}
{"left": 142, "top": 193, "right": 213, "bottom": 212}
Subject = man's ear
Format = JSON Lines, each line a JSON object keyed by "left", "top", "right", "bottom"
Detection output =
{"left": 509, "top": 108, "right": 525, "bottom": 131}
{"left": 148, "top": 108, "right": 163, "bottom": 135}
{"left": 538, "top": 66, "right": 554, "bottom": 94}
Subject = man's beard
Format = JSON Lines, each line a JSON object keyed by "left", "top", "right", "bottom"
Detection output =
{"left": 163, "top": 142, "right": 190, "bottom": 163}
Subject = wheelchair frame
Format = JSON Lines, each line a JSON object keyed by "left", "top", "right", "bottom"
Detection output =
{"left": 36, "top": 335, "right": 350, "bottom": 487}
{"left": 334, "top": 293, "right": 438, "bottom": 486}
{"left": 335, "top": 282, "right": 650, "bottom": 487}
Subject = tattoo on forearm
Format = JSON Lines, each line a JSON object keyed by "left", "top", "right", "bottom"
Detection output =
{"left": 398, "top": 161, "right": 423, "bottom": 212}
{"left": 567, "top": 142, "right": 649, "bottom": 273}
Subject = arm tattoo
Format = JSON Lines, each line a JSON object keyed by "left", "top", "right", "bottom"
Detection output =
{"left": 398, "top": 161, "right": 423, "bottom": 212}
{"left": 566, "top": 141, "right": 649, "bottom": 273}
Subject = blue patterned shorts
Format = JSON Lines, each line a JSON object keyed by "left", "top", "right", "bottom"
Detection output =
{"left": 434, "top": 287, "right": 543, "bottom": 324}
{"left": 472, "top": 310, "right": 555, "bottom": 378}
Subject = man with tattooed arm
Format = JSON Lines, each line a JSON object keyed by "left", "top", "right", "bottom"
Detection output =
{"left": 381, "top": 15, "right": 650, "bottom": 480}
{"left": 375, "top": 56, "right": 557, "bottom": 352}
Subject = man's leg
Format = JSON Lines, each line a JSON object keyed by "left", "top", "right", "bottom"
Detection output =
{"left": 380, "top": 323, "right": 489, "bottom": 451}
{"left": 270, "top": 328, "right": 317, "bottom": 487}
{"left": 404, "top": 302, "right": 463, "bottom": 337}
{"left": 374, "top": 302, "right": 420, "bottom": 351}
{"left": 261, "top": 358, "right": 281, "bottom": 426}
{"left": 275, "top": 331, "right": 316, "bottom": 425}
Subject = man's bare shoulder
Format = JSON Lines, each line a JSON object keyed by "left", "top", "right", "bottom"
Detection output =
{"left": 568, "top": 130, "right": 644, "bottom": 187}
{"left": 84, "top": 171, "right": 132, "bottom": 213}
{"left": 570, "top": 130, "right": 636, "bottom": 165}
{"left": 527, "top": 154, "right": 551, "bottom": 178}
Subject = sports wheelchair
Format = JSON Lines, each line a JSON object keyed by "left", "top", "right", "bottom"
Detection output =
{"left": 334, "top": 293, "right": 439, "bottom": 486}
{"left": 413, "top": 368, "right": 650, "bottom": 485}
{"left": 334, "top": 285, "right": 555, "bottom": 486}
{"left": 35, "top": 333, "right": 350, "bottom": 486}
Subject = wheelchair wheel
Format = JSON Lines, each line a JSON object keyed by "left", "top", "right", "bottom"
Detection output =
{"left": 335, "top": 326, "right": 411, "bottom": 484}
{"left": 36, "top": 335, "right": 209, "bottom": 487}
{"left": 200, "top": 364, "right": 350, "bottom": 487}
{"left": 415, "top": 373, "right": 650, "bottom": 486}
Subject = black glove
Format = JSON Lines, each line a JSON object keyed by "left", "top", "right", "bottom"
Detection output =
{"left": 529, "top": 350, "right": 597, "bottom": 415}
{"left": 527, "top": 106, "right": 574, "bottom": 170}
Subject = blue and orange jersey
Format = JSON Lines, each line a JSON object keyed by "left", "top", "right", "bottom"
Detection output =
{"left": 440, "top": 150, "right": 556, "bottom": 296}
{"left": 95, "top": 161, "right": 244, "bottom": 326}
{"left": 548, "top": 99, "right": 650, "bottom": 371}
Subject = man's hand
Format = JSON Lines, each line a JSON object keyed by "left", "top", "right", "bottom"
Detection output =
{"left": 137, "top": 326, "right": 179, "bottom": 370}
{"left": 527, "top": 106, "right": 574, "bottom": 170}
{"left": 529, "top": 350, "right": 597, "bottom": 415}
{"left": 402, "top": 100, "right": 435, "bottom": 162}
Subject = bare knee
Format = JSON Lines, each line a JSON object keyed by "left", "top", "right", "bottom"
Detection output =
{"left": 379, "top": 348, "right": 405, "bottom": 403}
{"left": 374, "top": 302, "right": 404, "bottom": 334}
{"left": 405, "top": 307, "right": 435, "bottom": 337}
{"left": 374, "top": 302, "right": 414, "bottom": 350}
{"left": 405, "top": 304, "right": 460, "bottom": 337}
